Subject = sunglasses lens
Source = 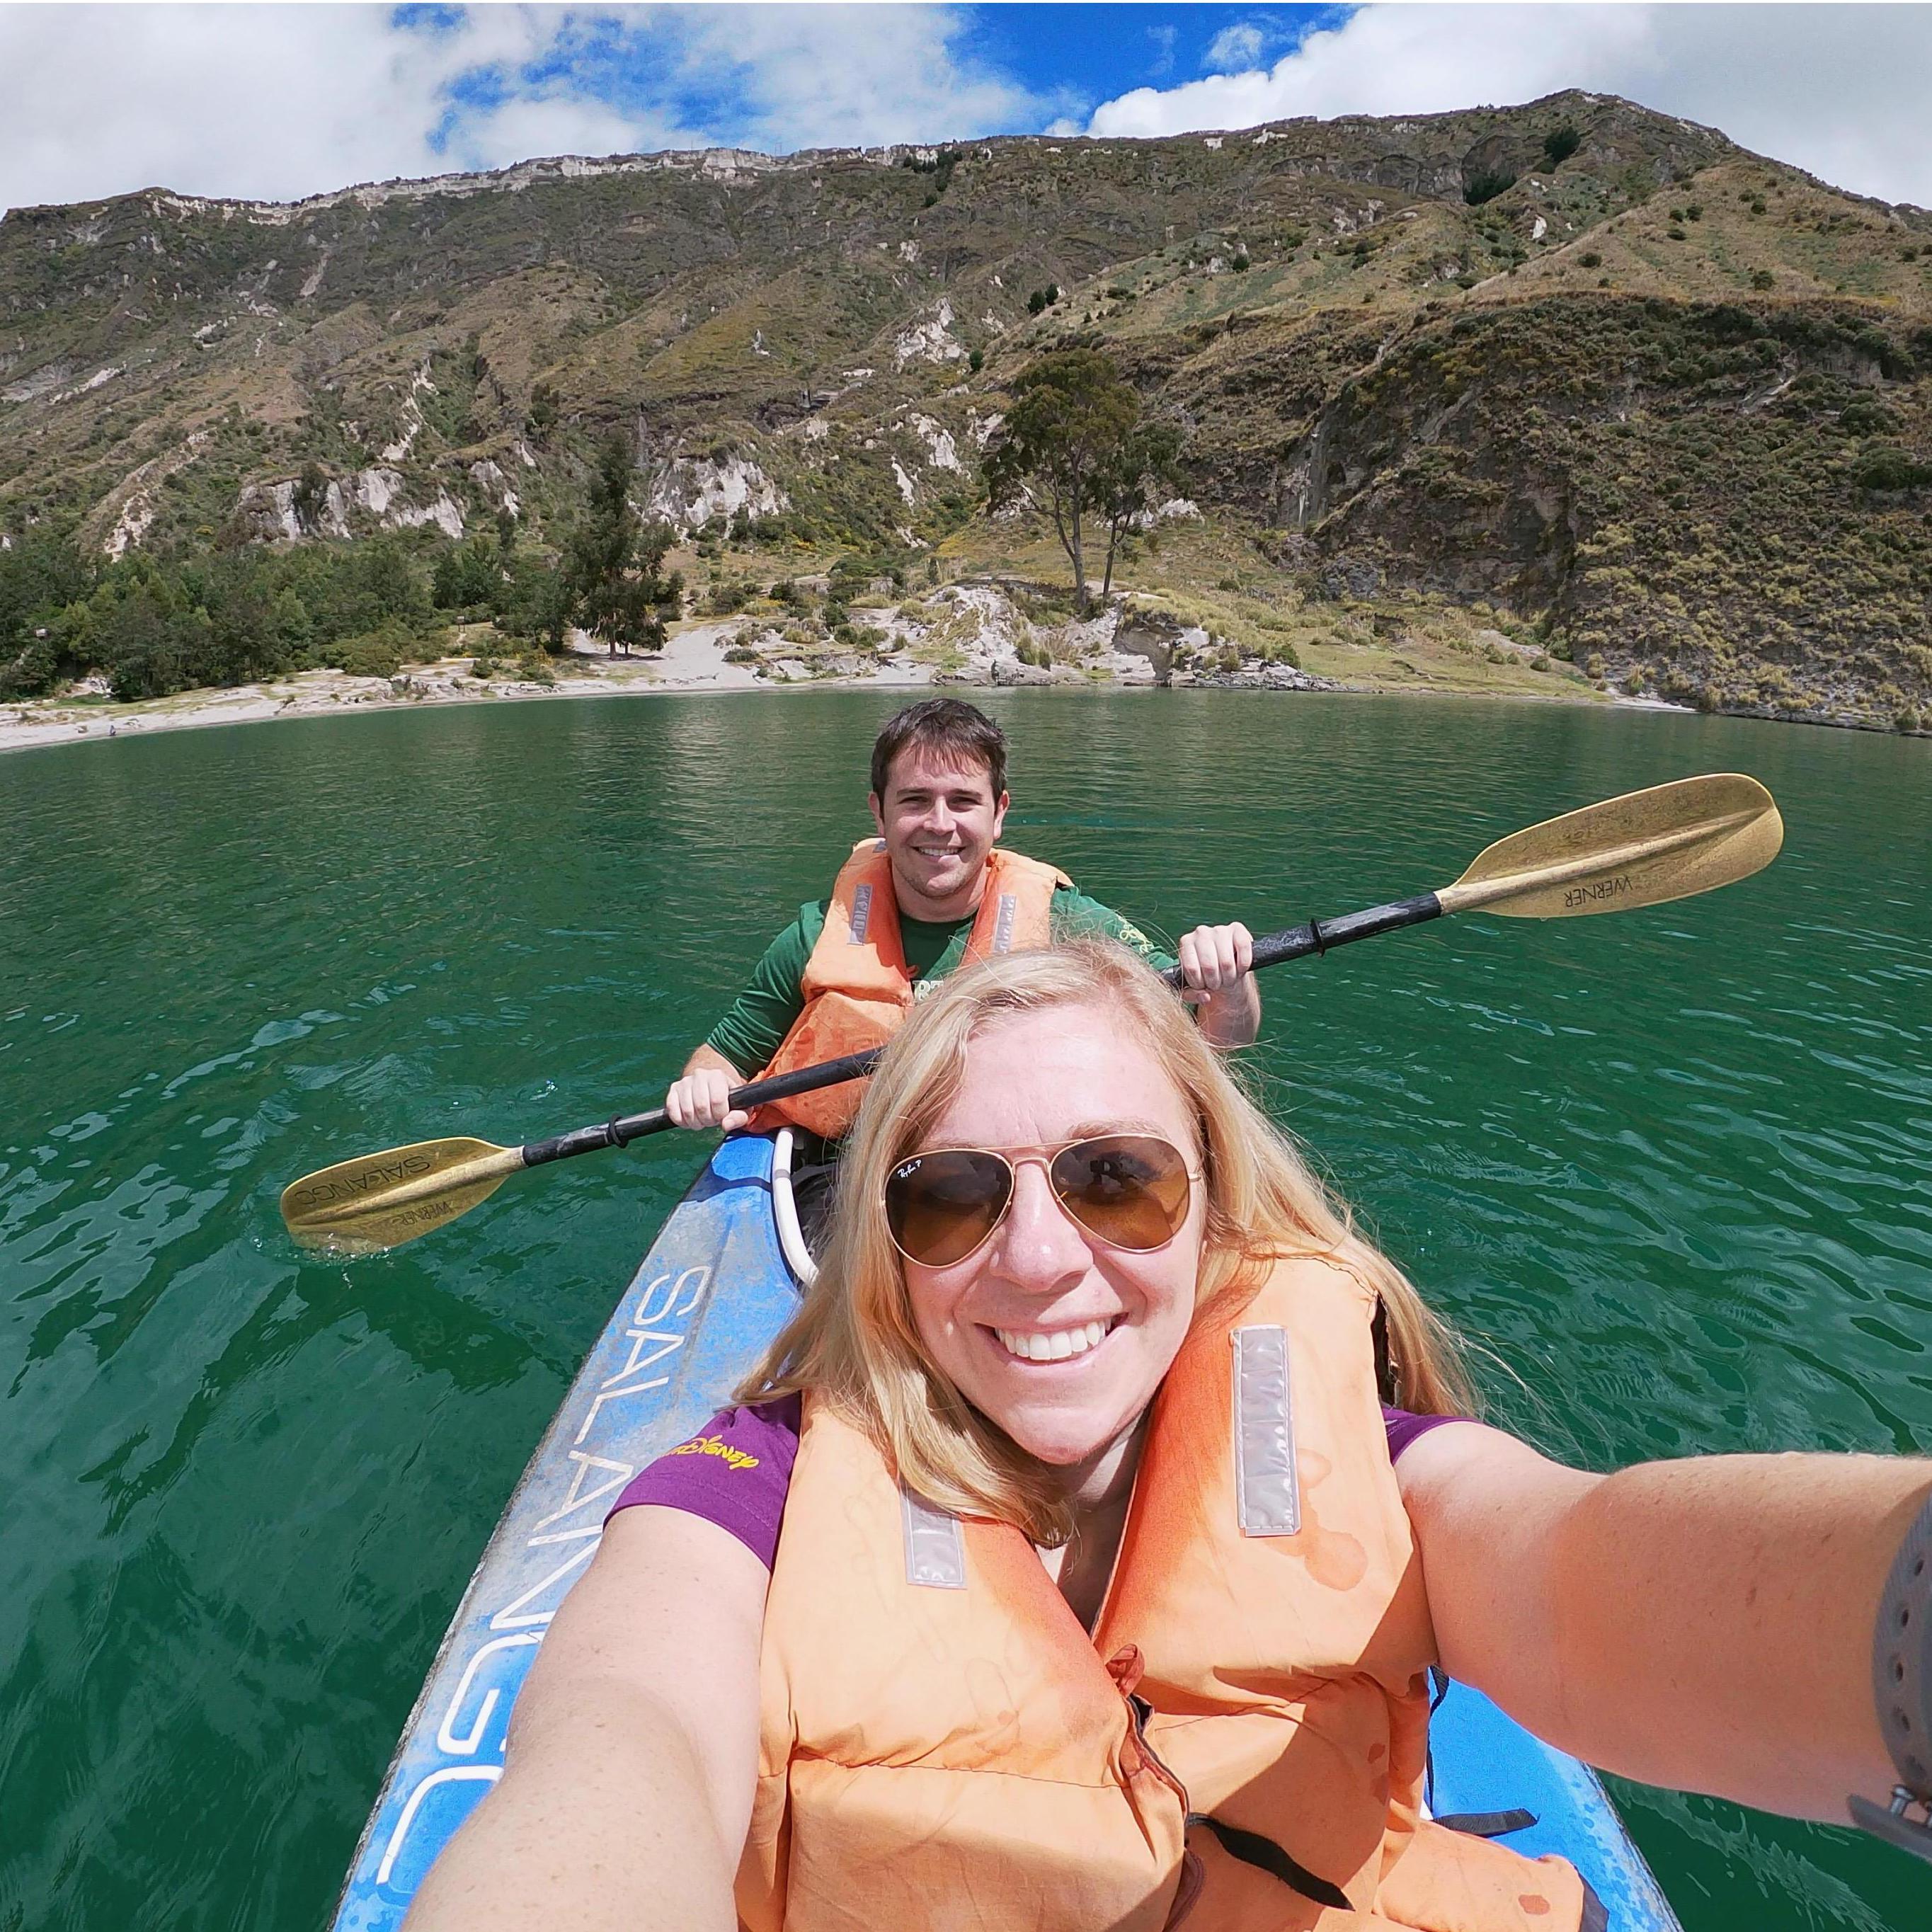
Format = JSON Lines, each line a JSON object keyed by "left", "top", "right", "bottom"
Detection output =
{"left": 886, "top": 1149, "right": 1013, "bottom": 1267}
{"left": 1050, "top": 1136, "right": 1194, "bottom": 1252}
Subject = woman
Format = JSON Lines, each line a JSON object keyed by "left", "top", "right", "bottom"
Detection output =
{"left": 407, "top": 939, "right": 1930, "bottom": 1932}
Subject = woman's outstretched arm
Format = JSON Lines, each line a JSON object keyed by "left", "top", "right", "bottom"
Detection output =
{"left": 404, "top": 1506, "right": 766, "bottom": 1932}
{"left": 1397, "top": 1422, "right": 1931, "bottom": 1822}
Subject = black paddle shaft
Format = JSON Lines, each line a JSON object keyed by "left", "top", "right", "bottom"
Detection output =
{"left": 1160, "top": 891, "right": 1444, "bottom": 983}
{"left": 520, "top": 1048, "right": 884, "bottom": 1167}
{"left": 518, "top": 892, "right": 1444, "bottom": 1170}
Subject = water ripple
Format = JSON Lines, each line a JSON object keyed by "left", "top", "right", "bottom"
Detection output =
{"left": 1, "top": 694, "right": 1928, "bottom": 1932}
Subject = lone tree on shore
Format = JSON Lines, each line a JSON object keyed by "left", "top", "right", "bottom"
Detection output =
{"left": 564, "top": 433, "right": 678, "bottom": 655}
{"left": 983, "top": 350, "right": 1179, "bottom": 612}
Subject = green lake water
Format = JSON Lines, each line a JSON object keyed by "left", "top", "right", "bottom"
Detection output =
{"left": 1, "top": 689, "right": 1928, "bottom": 1931}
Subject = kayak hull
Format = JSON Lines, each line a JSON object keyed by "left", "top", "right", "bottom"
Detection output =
{"left": 332, "top": 1133, "right": 1679, "bottom": 1931}
{"left": 1429, "top": 1681, "right": 1678, "bottom": 1928}
{"left": 333, "top": 1132, "right": 796, "bottom": 1931}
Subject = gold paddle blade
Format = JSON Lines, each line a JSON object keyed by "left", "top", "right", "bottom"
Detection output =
{"left": 1436, "top": 773, "right": 1783, "bottom": 920}
{"left": 280, "top": 1136, "right": 525, "bottom": 1256}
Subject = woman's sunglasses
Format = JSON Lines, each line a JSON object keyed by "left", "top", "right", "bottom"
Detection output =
{"left": 884, "top": 1133, "right": 1199, "bottom": 1268}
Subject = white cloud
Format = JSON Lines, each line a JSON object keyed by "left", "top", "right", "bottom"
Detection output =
{"left": 648, "top": 6, "right": 1055, "bottom": 156}
{"left": 1085, "top": 4, "right": 1932, "bottom": 209}
{"left": 0, "top": 4, "right": 1056, "bottom": 217}
{"left": 1204, "top": 21, "right": 1271, "bottom": 74}
{"left": 0, "top": 6, "right": 621, "bottom": 212}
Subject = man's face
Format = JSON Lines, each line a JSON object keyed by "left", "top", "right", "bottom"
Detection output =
{"left": 869, "top": 741, "right": 1009, "bottom": 918}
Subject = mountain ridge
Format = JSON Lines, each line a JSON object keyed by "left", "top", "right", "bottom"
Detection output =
{"left": 4, "top": 88, "right": 1929, "bottom": 728}
{"left": 4, "top": 88, "right": 1777, "bottom": 225}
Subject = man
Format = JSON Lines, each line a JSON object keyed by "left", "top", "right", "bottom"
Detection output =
{"left": 665, "top": 698, "right": 1259, "bottom": 1134}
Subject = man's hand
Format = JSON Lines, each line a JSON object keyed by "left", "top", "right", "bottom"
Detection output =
{"left": 665, "top": 1048, "right": 750, "bottom": 1131}
{"left": 1177, "top": 922, "right": 1261, "bottom": 1048}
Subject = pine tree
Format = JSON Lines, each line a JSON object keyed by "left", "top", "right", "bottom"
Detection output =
{"left": 564, "top": 433, "right": 674, "bottom": 655}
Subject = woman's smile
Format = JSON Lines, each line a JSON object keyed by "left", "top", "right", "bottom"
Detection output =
{"left": 985, "top": 1315, "right": 1121, "bottom": 1364}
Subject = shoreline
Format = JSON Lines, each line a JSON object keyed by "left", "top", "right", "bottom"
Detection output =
{"left": 0, "top": 618, "right": 1707, "bottom": 761}
{"left": 0, "top": 622, "right": 931, "bottom": 758}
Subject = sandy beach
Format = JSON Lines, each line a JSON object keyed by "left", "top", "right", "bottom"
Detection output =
{"left": 0, "top": 620, "right": 934, "bottom": 758}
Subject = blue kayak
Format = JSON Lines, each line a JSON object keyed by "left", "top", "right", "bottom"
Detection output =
{"left": 332, "top": 1132, "right": 1681, "bottom": 1931}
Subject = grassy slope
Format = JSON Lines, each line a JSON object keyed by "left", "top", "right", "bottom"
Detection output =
{"left": 2, "top": 91, "right": 1928, "bottom": 724}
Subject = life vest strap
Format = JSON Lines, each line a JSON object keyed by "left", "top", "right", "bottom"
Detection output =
{"left": 1185, "top": 1812, "right": 1350, "bottom": 1911}
{"left": 1433, "top": 1810, "right": 1538, "bottom": 1839}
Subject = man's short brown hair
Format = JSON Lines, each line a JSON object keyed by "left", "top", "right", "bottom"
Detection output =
{"left": 869, "top": 699, "right": 1008, "bottom": 801}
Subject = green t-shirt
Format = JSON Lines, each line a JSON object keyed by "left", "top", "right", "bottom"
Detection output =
{"left": 706, "top": 884, "right": 1177, "bottom": 1075}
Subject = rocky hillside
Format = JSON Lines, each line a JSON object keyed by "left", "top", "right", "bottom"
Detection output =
{"left": 3, "top": 91, "right": 1929, "bottom": 727}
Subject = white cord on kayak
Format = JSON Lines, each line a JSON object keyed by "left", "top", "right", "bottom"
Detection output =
{"left": 772, "top": 1128, "right": 819, "bottom": 1289}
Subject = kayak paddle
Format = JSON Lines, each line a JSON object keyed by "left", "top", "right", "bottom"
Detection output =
{"left": 280, "top": 772, "right": 1781, "bottom": 1255}
{"left": 278, "top": 1047, "right": 882, "bottom": 1257}
{"left": 1240, "top": 770, "right": 1783, "bottom": 968}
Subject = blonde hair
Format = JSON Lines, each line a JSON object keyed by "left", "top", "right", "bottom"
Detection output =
{"left": 739, "top": 937, "right": 1474, "bottom": 1543}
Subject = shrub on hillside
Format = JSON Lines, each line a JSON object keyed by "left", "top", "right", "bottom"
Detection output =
{"left": 1463, "top": 170, "right": 1516, "bottom": 207}
{"left": 1542, "top": 125, "right": 1581, "bottom": 167}
{"left": 1853, "top": 447, "right": 1932, "bottom": 491}
{"left": 1840, "top": 398, "right": 1902, "bottom": 435}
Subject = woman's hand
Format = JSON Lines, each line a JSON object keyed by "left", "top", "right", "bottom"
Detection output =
{"left": 1396, "top": 1422, "right": 1931, "bottom": 1824}
{"left": 404, "top": 1507, "right": 766, "bottom": 1932}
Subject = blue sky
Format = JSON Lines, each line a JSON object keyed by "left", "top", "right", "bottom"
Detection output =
{"left": 406, "top": 4, "right": 1350, "bottom": 148}
{"left": 398, "top": 4, "right": 1354, "bottom": 164}
{"left": 917, "top": 4, "right": 1353, "bottom": 114}
{"left": 2, "top": 6, "right": 1930, "bottom": 217}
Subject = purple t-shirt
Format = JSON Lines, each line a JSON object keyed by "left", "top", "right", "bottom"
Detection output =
{"left": 608, "top": 1393, "right": 1462, "bottom": 1570}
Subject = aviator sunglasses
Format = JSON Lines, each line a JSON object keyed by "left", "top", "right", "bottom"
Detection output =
{"left": 884, "top": 1133, "right": 1201, "bottom": 1268}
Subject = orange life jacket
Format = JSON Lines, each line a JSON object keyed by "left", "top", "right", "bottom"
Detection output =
{"left": 737, "top": 1255, "right": 1591, "bottom": 1932}
{"left": 747, "top": 838, "right": 1070, "bottom": 1138}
